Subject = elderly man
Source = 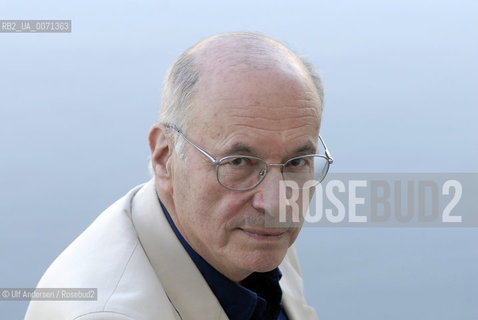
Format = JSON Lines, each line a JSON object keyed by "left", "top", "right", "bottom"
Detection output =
{"left": 25, "top": 32, "right": 333, "bottom": 320}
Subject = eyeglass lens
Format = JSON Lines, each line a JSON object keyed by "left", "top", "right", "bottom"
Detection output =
{"left": 217, "top": 155, "right": 329, "bottom": 190}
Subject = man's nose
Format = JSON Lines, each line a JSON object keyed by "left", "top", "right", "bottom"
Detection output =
{"left": 251, "top": 166, "right": 283, "bottom": 216}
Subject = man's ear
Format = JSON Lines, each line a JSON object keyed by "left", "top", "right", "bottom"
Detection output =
{"left": 148, "top": 123, "right": 174, "bottom": 195}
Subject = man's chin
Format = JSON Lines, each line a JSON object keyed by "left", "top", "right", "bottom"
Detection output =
{"left": 238, "top": 248, "right": 288, "bottom": 274}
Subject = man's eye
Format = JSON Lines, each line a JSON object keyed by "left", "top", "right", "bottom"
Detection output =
{"left": 289, "top": 158, "right": 306, "bottom": 167}
{"left": 222, "top": 157, "right": 258, "bottom": 168}
{"left": 230, "top": 157, "right": 248, "bottom": 166}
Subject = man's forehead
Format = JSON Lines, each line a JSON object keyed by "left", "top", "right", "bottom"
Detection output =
{"left": 190, "top": 75, "right": 321, "bottom": 150}
{"left": 192, "top": 103, "right": 320, "bottom": 142}
{"left": 192, "top": 104, "right": 320, "bottom": 157}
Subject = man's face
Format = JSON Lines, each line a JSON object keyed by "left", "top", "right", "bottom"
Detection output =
{"left": 168, "top": 65, "right": 321, "bottom": 281}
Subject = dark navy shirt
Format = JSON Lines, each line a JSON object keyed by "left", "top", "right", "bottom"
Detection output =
{"left": 159, "top": 199, "right": 288, "bottom": 320}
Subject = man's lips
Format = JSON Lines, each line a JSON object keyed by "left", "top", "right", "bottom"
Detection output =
{"left": 239, "top": 228, "right": 287, "bottom": 238}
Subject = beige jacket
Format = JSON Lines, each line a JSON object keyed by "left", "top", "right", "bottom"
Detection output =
{"left": 25, "top": 180, "right": 318, "bottom": 320}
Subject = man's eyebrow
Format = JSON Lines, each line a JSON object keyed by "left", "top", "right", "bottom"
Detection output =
{"left": 223, "top": 143, "right": 255, "bottom": 155}
{"left": 223, "top": 142, "right": 317, "bottom": 157}
{"left": 291, "top": 142, "right": 317, "bottom": 155}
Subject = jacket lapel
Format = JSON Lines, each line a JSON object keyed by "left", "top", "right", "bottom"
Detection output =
{"left": 131, "top": 180, "right": 229, "bottom": 320}
{"left": 279, "top": 246, "right": 319, "bottom": 320}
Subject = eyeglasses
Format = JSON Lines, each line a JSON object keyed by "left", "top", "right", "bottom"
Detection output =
{"left": 164, "top": 123, "right": 334, "bottom": 191}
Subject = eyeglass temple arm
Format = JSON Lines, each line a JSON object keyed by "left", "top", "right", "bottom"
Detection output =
{"left": 163, "top": 123, "right": 220, "bottom": 165}
{"left": 319, "top": 135, "right": 334, "bottom": 164}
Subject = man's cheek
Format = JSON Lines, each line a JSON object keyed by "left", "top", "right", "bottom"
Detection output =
{"left": 220, "top": 196, "right": 248, "bottom": 217}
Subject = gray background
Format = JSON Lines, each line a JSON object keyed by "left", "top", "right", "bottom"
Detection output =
{"left": 1, "top": 0, "right": 477, "bottom": 319}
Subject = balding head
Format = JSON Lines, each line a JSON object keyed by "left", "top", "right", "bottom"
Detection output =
{"left": 159, "top": 32, "right": 323, "bottom": 156}
{"left": 191, "top": 33, "right": 320, "bottom": 90}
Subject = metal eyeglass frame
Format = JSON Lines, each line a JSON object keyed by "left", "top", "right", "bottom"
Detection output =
{"left": 164, "top": 123, "right": 334, "bottom": 191}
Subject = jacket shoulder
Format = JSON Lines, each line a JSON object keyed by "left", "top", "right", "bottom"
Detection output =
{"left": 25, "top": 184, "right": 179, "bottom": 320}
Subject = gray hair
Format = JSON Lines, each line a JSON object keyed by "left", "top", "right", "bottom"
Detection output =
{"left": 159, "top": 44, "right": 199, "bottom": 158}
{"left": 158, "top": 32, "right": 324, "bottom": 158}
